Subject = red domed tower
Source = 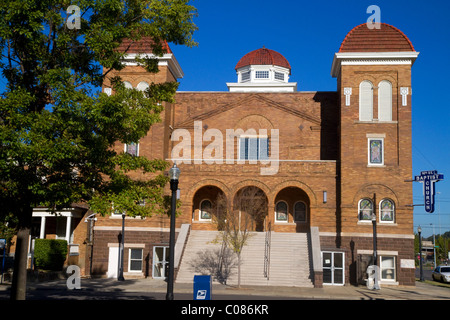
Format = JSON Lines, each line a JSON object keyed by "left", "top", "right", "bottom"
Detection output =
{"left": 330, "top": 22, "right": 419, "bottom": 286}
{"left": 227, "top": 47, "right": 297, "bottom": 92}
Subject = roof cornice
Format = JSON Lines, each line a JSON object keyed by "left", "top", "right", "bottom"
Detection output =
{"left": 331, "top": 51, "right": 420, "bottom": 78}
{"left": 122, "top": 53, "right": 184, "bottom": 79}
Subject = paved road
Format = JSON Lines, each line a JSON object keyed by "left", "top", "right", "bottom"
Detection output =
{"left": 0, "top": 288, "right": 299, "bottom": 300}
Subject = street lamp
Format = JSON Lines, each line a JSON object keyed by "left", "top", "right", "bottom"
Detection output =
{"left": 372, "top": 194, "right": 378, "bottom": 267}
{"left": 118, "top": 212, "right": 125, "bottom": 281}
{"left": 431, "top": 223, "right": 436, "bottom": 268}
{"left": 418, "top": 226, "right": 424, "bottom": 281}
{"left": 166, "top": 163, "right": 180, "bottom": 300}
{"left": 371, "top": 193, "right": 380, "bottom": 290}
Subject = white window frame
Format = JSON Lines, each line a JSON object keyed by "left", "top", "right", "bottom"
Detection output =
{"left": 274, "top": 71, "right": 285, "bottom": 81}
{"left": 379, "top": 199, "right": 395, "bottom": 223}
{"left": 137, "top": 81, "right": 149, "bottom": 91}
{"left": 378, "top": 80, "right": 393, "bottom": 121}
{"left": 238, "top": 135, "right": 269, "bottom": 161}
{"left": 128, "top": 248, "right": 144, "bottom": 272}
{"left": 255, "top": 70, "right": 269, "bottom": 79}
{"left": 358, "top": 198, "right": 373, "bottom": 222}
{"left": 199, "top": 199, "right": 212, "bottom": 221}
{"left": 367, "top": 136, "right": 384, "bottom": 166}
{"left": 322, "top": 251, "right": 345, "bottom": 286}
{"left": 359, "top": 80, "right": 374, "bottom": 121}
{"left": 380, "top": 256, "right": 396, "bottom": 282}
{"left": 125, "top": 142, "right": 139, "bottom": 156}
{"left": 123, "top": 81, "right": 133, "bottom": 89}
{"left": 240, "top": 71, "right": 251, "bottom": 82}
{"left": 275, "top": 200, "right": 288, "bottom": 223}
{"left": 293, "top": 201, "right": 307, "bottom": 223}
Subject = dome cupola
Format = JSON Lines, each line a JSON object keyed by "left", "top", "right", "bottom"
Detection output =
{"left": 227, "top": 47, "right": 297, "bottom": 92}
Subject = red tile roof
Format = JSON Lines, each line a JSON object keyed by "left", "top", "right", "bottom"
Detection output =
{"left": 339, "top": 23, "right": 415, "bottom": 52}
{"left": 235, "top": 48, "right": 291, "bottom": 70}
{"left": 117, "top": 37, "right": 172, "bottom": 54}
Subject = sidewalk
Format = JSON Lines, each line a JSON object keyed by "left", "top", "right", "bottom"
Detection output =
{"left": 2, "top": 277, "right": 450, "bottom": 300}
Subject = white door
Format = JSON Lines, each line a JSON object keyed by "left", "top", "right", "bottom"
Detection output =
{"left": 322, "top": 251, "right": 344, "bottom": 285}
{"left": 152, "top": 246, "right": 169, "bottom": 279}
{"left": 107, "top": 247, "right": 119, "bottom": 278}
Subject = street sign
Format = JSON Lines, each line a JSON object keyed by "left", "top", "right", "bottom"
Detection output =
{"left": 414, "top": 170, "right": 444, "bottom": 213}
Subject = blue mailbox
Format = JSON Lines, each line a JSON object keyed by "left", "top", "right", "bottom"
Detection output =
{"left": 193, "top": 275, "right": 212, "bottom": 300}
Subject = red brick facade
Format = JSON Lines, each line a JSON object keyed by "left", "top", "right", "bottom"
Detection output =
{"left": 32, "top": 22, "right": 419, "bottom": 287}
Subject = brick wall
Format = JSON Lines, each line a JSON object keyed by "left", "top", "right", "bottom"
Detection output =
{"left": 320, "top": 234, "right": 415, "bottom": 286}
{"left": 91, "top": 228, "right": 176, "bottom": 277}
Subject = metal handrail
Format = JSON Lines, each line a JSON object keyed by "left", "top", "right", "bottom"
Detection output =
{"left": 264, "top": 222, "right": 271, "bottom": 279}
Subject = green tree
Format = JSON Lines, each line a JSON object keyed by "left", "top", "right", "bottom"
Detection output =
{"left": 0, "top": 0, "right": 197, "bottom": 300}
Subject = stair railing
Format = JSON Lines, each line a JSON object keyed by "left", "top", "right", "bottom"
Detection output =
{"left": 263, "top": 222, "right": 271, "bottom": 280}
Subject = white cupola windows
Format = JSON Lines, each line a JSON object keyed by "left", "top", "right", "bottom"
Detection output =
{"left": 359, "top": 80, "right": 393, "bottom": 122}
{"left": 238, "top": 66, "right": 289, "bottom": 84}
{"left": 228, "top": 48, "right": 297, "bottom": 92}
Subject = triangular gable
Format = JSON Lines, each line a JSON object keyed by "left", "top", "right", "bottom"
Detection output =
{"left": 175, "top": 93, "right": 321, "bottom": 128}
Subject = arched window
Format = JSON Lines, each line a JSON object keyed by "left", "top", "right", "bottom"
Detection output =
{"left": 294, "top": 201, "right": 307, "bottom": 222}
{"left": 200, "top": 199, "right": 212, "bottom": 221}
{"left": 380, "top": 199, "right": 395, "bottom": 222}
{"left": 275, "top": 201, "right": 288, "bottom": 222}
{"left": 378, "top": 80, "right": 392, "bottom": 121}
{"left": 359, "top": 81, "right": 373, "bottom": 121}
{"left": 358, "top": 198, "right": 373, "bottom": 221}
{"left": 137, "top": 81, "right": 149, "bottom": 92}
{"left": 123, "top": 81, "right": 133, "bottom": 89}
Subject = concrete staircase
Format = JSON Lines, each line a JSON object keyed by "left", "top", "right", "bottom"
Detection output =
{"left": 176, "top": 230, "right": 313, "bottom": 287}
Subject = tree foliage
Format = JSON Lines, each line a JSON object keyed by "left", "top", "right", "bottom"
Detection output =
{"left": 0, "top": 0, "right": 197, "bottom": 218}
{"left": 0, "top": 0, "right": 197, "bottom": 299}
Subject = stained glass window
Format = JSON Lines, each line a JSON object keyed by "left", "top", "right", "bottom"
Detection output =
{"left": 200, "top": 200, "right": 212, "bottom": 220}
{"left": 369, "top": 139, "right": 383, "bottom": 165}
{"left": 276, "top": 201, "right": 288, "bottom": 222}
{"left": 359, "top": 199, "right": 373, "bottom": 221}
{"left": 380, "top": 199, "right": 395, "bottom": 222}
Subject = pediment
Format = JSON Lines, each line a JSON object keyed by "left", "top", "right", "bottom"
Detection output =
{"left": 174, "top": 93, "right": 321, "bottom": 129}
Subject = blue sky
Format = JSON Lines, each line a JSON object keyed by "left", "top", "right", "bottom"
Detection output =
{"left": 171, "top": 0, "right": 450, "bottom": 238}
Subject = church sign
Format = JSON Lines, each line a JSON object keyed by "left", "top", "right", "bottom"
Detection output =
{"left": 414, "top": 170, "right": 444, "bottom": 213}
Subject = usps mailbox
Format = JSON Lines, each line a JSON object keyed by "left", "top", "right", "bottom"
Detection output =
{"left": 193, "top": 275, "right": 212, "bottom": 300}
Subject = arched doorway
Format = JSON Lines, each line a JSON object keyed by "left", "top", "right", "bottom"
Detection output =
{"left": 192, "top": 185, "right": 226, "bottom": 226}
{"left": 232, "top": 186, "right": 268, "bottom": 232}
{"left": 274, "top": 187, "right": 310, "bottom": 232}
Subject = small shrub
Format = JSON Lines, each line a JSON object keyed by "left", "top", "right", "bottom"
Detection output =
{"left": 34, "top": 239, "right": 68, "bottom": 271}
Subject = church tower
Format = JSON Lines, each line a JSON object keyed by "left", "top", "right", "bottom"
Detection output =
{"left": 102, "top": 38, "right": 184, "bottom": 161}
{"left": 331, "top": 23, "right": 419, "bottom": 279}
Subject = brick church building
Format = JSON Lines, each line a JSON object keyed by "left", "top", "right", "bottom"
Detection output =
{"left": 30, "top": 22, "right": 419, "bottom": 287}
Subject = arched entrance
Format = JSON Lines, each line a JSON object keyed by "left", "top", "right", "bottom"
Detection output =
{"left": 232, "top": 186, "right": 268, "bottom": 232}
{"left": 192, "top": 185, "right": 226, "bottom": 225}
{"left": 274, "top": 187, "right": 310, "bottom": 232}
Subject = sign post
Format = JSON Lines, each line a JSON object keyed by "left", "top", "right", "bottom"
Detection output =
{"left": 414, "top": 170, "right": 444, "bottom": 213}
